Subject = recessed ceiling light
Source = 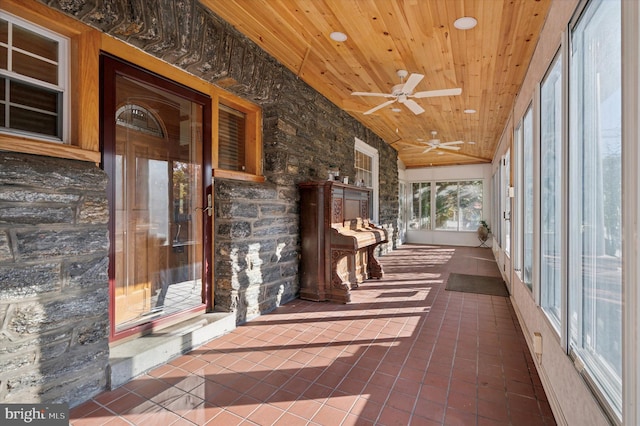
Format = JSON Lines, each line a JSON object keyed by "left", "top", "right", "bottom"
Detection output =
{"left": 330, "top": 31, "right": 347, "bottom": 42}
{"left": 437, "top": 151, "right": 445, "bottom": 155}
{"left": 464, "top": 109, "right": 477, "bottom": 114}
{"left": 454, "top": 16, "right": 477, "bottom": 30}
{"left": 391, "top": 108, "right": 402, "bottom": 113}
{"left": 467, "top": 141, "right": 476, "bottom": 145}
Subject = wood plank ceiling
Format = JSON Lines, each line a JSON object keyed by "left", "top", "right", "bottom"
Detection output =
{"left": 202, "top": 0, "right": 552, "bottom": 168}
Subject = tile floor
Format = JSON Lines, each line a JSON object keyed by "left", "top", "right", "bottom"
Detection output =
{"left": 70, "top": 244, "right": 556, "bottom": 425}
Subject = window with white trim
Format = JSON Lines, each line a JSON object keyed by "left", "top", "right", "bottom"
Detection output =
{"left": 569, "top": 0, "right": 622, "bottom": 417}
{"left": 354, "top": 138, "right": 379, "bottom": 221}
{"left": 540, "top": 51, "right": 563, "bottom": 331}
{"left": 410, "top": 182, "right": 430, "bottom": 230}
{"left": 435, "top": 180, "right": 483, "bottom": 232}
{"left": 502, "top": 150, "right": 511, "bottom": 256}
{"left": 0, "top": 11, "right": 68, "bottom": 142}
{"left": 513, "top": 124, "right": 523, "bottom": 276}
{"left": 522, "top": 105, "right": 534, "bottom": 291}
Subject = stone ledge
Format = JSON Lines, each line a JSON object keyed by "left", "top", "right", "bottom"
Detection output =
{"left": 108, "top": 312, "right": 236, "bottom": 389}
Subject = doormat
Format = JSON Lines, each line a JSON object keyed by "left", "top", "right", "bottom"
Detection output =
{"left": 445, "top": 273, "right": 509, "bottom": 297}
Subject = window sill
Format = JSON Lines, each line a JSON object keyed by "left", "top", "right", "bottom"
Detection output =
{"left": 213, "top": 169, "right": 265, "bottom": 183}
{"left": 0, "top": 134, "right": 101, "bottom": 163}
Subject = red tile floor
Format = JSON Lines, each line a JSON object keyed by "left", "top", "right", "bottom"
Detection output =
{"left": 71, "top": 245, "right": 556, "bottom": 425}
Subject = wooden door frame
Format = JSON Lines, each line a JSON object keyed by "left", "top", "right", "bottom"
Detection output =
{"left": 100, "top": 53, "right": 212, "bottom": 342}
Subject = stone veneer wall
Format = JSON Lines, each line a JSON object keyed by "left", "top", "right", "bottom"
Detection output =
{"left": 38, "top": 0, "right": 399, "bottom": 323}
{"left": 0, "top": 0, "right": 400, "bottom": 408}
{"left": 0, "top": 152, "right": 109, "bottom": 406}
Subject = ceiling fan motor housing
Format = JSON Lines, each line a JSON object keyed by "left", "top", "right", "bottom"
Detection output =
{"left": 391, "top": 84, "right": 407, "bottom": 96}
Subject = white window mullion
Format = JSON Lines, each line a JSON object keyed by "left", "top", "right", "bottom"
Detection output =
{"left": 621, "top": 0, "right": 639, "bottom": 424}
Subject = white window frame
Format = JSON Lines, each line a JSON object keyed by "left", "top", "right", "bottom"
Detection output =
{"left": 539, "top": 48, "right": 565, "bottom": 333}
{"left": 568, "top": 0, "right": 622, "bottom": 420}
{"left": 0, "top": 10, "right": 70, "bottom": 143}
{"left": 513, "top": 122, "right": 523, "bottom": 279}
{"left": 622, "top": 1, "right": 640, "bottom": 424}
{"left": 355, "top": 137, "right": 379, "bottom": 222}
{"left": 501, "top": 149, "right": 511, "bottom": 257}
{"left": 522, "top": 104, "right": 535, "bottom": 291}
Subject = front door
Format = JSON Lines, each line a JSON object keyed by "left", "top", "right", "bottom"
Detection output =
{"left": 101, "top": 55, "right": 212, "bottom": 340}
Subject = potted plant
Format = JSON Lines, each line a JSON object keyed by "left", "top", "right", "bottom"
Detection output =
{"left": 477, "top": 220, "right": 491, "bottom": 246}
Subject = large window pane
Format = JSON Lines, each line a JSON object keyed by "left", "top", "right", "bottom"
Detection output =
{"left": 410, "top": 183, "right": 431, "bottom": 230}
{"left": 540, "top": 53, "right": 563, "bottom": 330}
{"left": 522, "top": 106, "right": 534, "bottom": 290}
{"left": 429, "top": 181, "right": 484, "bottom": 232}
{"left": 435, "top": 182, "right": 458, "bottom": 230}
{"left": 355, "top": 149, "right": 373, "bottom": 188}
{"left": 459, "top": 180, "right": 483, "bottom": 231}
{"left": 569, "top": 0, "right": 621, "bottom": 417}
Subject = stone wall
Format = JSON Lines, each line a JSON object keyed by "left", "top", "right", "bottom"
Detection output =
{"left": 38, "top": 0, "right": 399, "bottom": 322}
{"left": 0, "top": 152, "right": 109, "bottom": 406}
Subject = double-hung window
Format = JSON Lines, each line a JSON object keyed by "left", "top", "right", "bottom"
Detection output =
{"left": 354, "top": 138, "right": 379, "bottom": 221}
{"left": 0, "top": 11, "right": 68, "bottom": 142}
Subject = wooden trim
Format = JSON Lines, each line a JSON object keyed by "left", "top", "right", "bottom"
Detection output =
{"left": 2, "top": 0, "right": 265, "bottom": 179}
{"left": 213, "top": 169, "right": 266, "bottom": 182}
{"left": 2, "top": 0, "right": 87, "bottom": 36}
{"left": 215, "top": 89, "right": 263, "bottom": 177}
{"left": 2, "top": 0, "right": 101, "bottom": 159}
{"left": 73, "top": 30, "right": 101, "bottom": 152}
{"left": 100, "top": 34, "right": 211, "bottom": 95}
{"left": 0, "top": 134, "right": 101, "bottom": 163}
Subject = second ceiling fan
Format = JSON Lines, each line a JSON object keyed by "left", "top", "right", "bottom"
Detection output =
{"left": 351, "top": 70, "right": 462, "bottom": 115}
{"left": 420, "top": 131, "right": 464, "bottom": 153}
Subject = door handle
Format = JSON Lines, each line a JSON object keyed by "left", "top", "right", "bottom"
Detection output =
{"left": 196, "top": 194, "right": 212, "bottom": 216}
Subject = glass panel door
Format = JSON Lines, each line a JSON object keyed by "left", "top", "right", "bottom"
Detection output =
{"left": 102, "top": 55, "right": 211, "bottom": 339}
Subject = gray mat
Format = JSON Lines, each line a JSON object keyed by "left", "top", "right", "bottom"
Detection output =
{"left": 445, "top": 273, "right": 509, "bottom": 297}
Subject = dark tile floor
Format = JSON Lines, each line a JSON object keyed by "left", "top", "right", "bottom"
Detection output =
{"left": 70, "top": 244, "right": 556, "bottom": 425}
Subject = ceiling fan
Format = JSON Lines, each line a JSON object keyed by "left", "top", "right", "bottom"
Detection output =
{"left": 420, "top": 131, "right": 464, "bottom": 153}
{"left": 351, "top": 70, "right": 462, "bottom": 115}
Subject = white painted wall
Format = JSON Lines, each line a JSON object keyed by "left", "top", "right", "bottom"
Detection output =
{"left": 490, "top": 0, "right": 616, "bottom": 424}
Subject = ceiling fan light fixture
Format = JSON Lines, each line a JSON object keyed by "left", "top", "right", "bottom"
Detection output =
{"left": 330, "top": 31, "right": 348, "bottom": 42}
{"left": 454, "top": 16, "right": 477, "bottom": 30}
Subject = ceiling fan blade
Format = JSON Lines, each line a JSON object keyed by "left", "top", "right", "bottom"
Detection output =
{"left": 403, "top": 99, "right": 425, "bottom": 115}
{"left": 401, "top": 73, "right": 424, "bottom": 94}
{"left": 363, "top": 99, "right": 397, "bottom": 115}
{"left": 412, "top": 88, "right": 462, "bottom": 98}
{"left": 442, "top": 140, "right": 464, "bottom": 145}
{"left": 422, "top": 146, "right": 436, "bottom": 153}
{"left": 352, "top": 91, "right": 395, "bottom": 98}
{"left": 439, "top": 145, "right": 461, "bottom": 151}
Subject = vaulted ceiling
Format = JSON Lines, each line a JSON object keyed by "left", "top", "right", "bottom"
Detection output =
{"left": 202, "top": 0, "right": 552, "bottom": 168}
